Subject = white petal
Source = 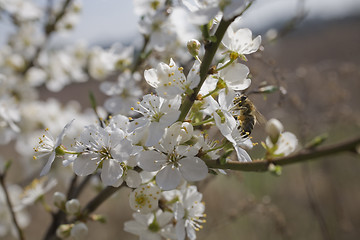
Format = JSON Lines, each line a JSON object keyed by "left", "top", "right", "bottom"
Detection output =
{"left": 55, "top": 119, "right": 74, "bottom": 147}
{"left": 186, "top": 224, "right": 197, "bottom": 240}
{"left": 101, "top": 159, "right": 124, "bottom": 187}
{"left": 125, "top": 169, "right": 142, "bottom": 188}
{"left": 179, "top": 157, "right": 208, "bottom": 182}
{"left": 73, "top": 154, "right": 98, "bottom": 176}
{"left": 175, "top": 219, "right": 186, "bottom": 240}
{"left": 124, "top": 220, "right": 146, "bottom": 235}
{"left": 40, "top": 151, "right": 56, "bottom": 176}
{"left": 157, "top": 211, "right": 174, "bottom": 227}
{"left": 146, "top": 122, "right": 166, "bottom": 146}
{"left": 156, "top": 165, "right": 182, "bottom": 190}
{"left": 138, "top": 150, "right": 166, "bottom": 172}
{"left": 144, "top": 68, "right": 159, "bottom": 88}
{"left": 187, "top": 60, "right": 200, "bottom": 89}
{"left": 234, "top": 146, "right": 252, "bottom": 162}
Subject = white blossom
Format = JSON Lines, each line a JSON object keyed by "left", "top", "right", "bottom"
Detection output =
{"left": 34, "top": 119, "right": 74, "bottom": 176}
{"left": 129, "top": 184, "right": 161, "bottom": 214}
{"left": 137, "top": 122, "right": 208, "bottom": 190}
{"left": 72, "top": 123, "right": 133, "bottom": 187}
{"left": 100, "top": 71, "right": 143, "bottom": 115}
{"left": 174, "top": 184, "right": 206, "bottom": 240}
{"left": 218, "top": 61, "right": 251, "bottom": 91}
{"left": 222, "top": 27, "right": 261, "bottom": 56}
{"left": 129, "top": 94, "right": 181, "bottom": 146}
{"left": 124, "top": 210, "right": 176, "bottom": 240}
{"left": 21, "top": 178, "right": 57, "bottom": 206}
{"left": 144, "top": 59, "right": 200, "bottom": 98}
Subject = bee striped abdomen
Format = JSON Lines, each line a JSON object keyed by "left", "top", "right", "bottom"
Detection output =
{"left": 232, "top": 94, "right": 257, "bottom": 137}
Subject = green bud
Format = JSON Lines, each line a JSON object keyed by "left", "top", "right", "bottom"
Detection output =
{"left": 187, "top": 39, "right": 201, "bottom": 58}
{"left": 268, "top": 163, "right": 282, "bottom": 176}
{"left": 305, "top": 134, "right": 328, "bottom": 149}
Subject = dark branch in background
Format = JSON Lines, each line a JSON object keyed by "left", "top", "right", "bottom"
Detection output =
{"left": 0, "top": 162, "right": 25, "bottom": 240}
{"left": 80, "top": 185, "right": 123, "bottom": 217}
{"left": 204, "top": 136, "right": 360, "bottom": 172}
{"left": 302, "top": 163, "right": 333, "bottom": 240}
{"left": 131, "top": 34, "right": 150, "bottom": 73}
{"left": 22, "top": 0, "right": 74, "bottom": 74}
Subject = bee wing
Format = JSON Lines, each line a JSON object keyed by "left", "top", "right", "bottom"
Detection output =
{"left": 254, "top": 109, "right": 266, "bottom": 125}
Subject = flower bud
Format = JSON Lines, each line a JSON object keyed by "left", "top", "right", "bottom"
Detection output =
{"left": 65, "top": 199, "right": 80, "bottom": 215}
{"left": 56, "top": 224, "right": 71, "bottom": 239}
{"left": 265, "top": 118, "right": 284, "bottom": 144}
{"left": 187, "top": 39, "right": 201, "bottom": 58}
{"left": 53, "top": 192, "right": 66, "bottom": 208}
{"left": 70, "top": 222, "right": 88, "bottom": 240}
{"left": 6, "top": 54, "right": 25, "bottom": 71}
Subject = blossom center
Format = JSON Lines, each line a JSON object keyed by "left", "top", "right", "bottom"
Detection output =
{"left": 99, "top": 147, "right": 112, "bottom": 161}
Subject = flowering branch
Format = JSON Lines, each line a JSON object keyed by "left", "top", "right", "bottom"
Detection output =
{"left": 178, "top": 18, "right": 233, "bottom": 122}
{"left": 203, "top": 136, "right": 360, "bottom": 172}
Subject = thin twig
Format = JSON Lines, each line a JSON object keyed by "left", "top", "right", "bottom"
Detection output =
{"left": 203, "top": 136, "right": 360, "bottom": 171}
{"left": 302, "top": 163, "right": 332, "bottom": 240}
{"left": 70, "top": 175, "right": 93, "bottom": 199}
{"left": 0, "top": 170, "right": 25, "bottom": 240}
{"left": 66, "top": 174, "right": 78, "bottom": 199}
{"left": 80, "top": 184, "right": 124, "bottom": 217}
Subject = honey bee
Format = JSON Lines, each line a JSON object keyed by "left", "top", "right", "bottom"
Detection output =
{"left": 231, "top": 94, "right": 265, "bottom": 136}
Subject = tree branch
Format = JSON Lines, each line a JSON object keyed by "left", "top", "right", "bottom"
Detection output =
{"left": 203, "top": 136, "right": 360, "bottom": 172}
{"left": 177, "top": 17, "right": 233, "bottom": 121}
{"left": 0, "top": 165, "right": 25, "bottom": 240}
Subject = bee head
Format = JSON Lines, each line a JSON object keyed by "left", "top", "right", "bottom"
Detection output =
{"left": 240, "top": 95, "right": 247, "bottom": 102}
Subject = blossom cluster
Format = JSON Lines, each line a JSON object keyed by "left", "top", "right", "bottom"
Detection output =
{"left": 0, "top": 0, "right": 299, "bottom": 239}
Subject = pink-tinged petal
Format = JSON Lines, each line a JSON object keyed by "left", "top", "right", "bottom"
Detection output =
{"left": 138, "top": 150, "right": 166, "bottom": 172}
{"left": 101, "top": 159, "right": 124, "bottom": 187}
{"left": 73, "top": 154, "right": 98, "bottom": 176}
{"left": 179, "top": 157, "right": 208, "bottom": 182}
{"left": 156, "top": 165, "right": 182, "bottom": 190}
{"left": 40, "top": 151, "right": 56, "bottom": 176}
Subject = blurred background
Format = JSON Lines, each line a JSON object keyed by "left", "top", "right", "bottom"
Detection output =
{"left": 2, "top": 0, "right": 360, "bottom": 239}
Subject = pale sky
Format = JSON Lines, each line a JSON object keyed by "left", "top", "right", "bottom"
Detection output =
{"left": 1, "top": 0, "right": 360, "bottom": 46}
